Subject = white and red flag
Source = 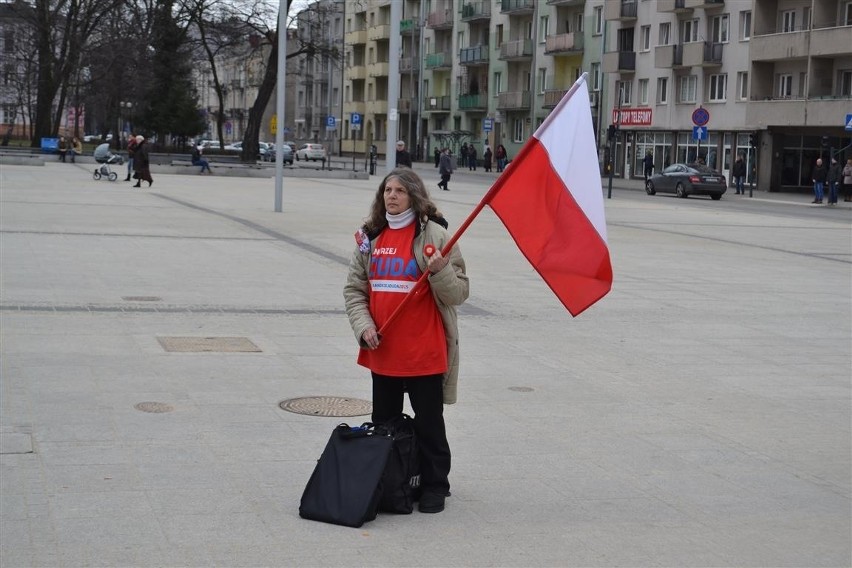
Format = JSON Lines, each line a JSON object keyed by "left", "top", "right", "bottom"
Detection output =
{"left": 378, "top": 74, "right": 611, "bottom": 334}
{"left": 481, "top": 73, "right": 612, "bottom": 316}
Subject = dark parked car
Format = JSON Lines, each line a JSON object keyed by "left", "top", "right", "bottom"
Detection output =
{"left": 645, "top": 163, "right": 727, "bottom": 200}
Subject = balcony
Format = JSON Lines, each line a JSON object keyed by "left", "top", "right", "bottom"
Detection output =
{"left": 461, "top": 2, "right": 491, "bottom": 22}
{"left": 460, "top": 45, "right": 489, "bottom": 66}
{"left": 458, "top": 93, "right": 488, "bottom": 110}
{"left": 425, "top": 52, "right": 453, "bottom": 70}
{"left": 654, "top": 44, "right": 684, "bottom": 68}
{"left": 497, "top": 90, "right": 531, "bottom": 110}
{"left": 427, "top": 9, "right": 453, "bottom": 29}
{"left": 347, "top": 66, "right": 367, "bottom": 81}
{"left": 399, "top": 57, "right": 420, "bottom": 74}
{"left": 604, "top": 1, "right": 637, "bottom": 22}
{"left": 543, "top": 89, "right": 568, "bottom": 108}
{"left": 300, "top": 73, "right": 314, "bottom": 85}
{"left": 602, "top": 50, "right": 636, "bottom": 73}
{"left": 546, "top": 0, "right": 584, "bottom": 5}
{"left": 656, "top": 0, "right": 691, "bottom": 13}
{"left": 368, "top": 61, "right": 389, "bottom": 77}
{"left": 368, "top": 24, "right": 390, "bottom": 41}
{"left": 544, "top": 32, "right": 583, "bottom": 54}
{"left": 684, "top": 0, "right": 723, "bottom": 9}
{"left": 424, "top": 95, "right": 451, "bottom": 112}
{"left": 345, "top": 28, "right": 367, "bottom": 45}
{"left": 750, "top": 30, "right": 808, "bottom": 61}
{"left": 400, "top": 19, "right": 419, "bottom": 36}
{"left": 348, "top": 101, "right": 366, "bottom": 115}
{"left": 367, "top": 100, "right": 388, "bottom": 115}
{"left": 499, "top": 39, "right": 533, "bottom": 60}
{"left": 500, "top": 0, "right": 534, "bottom": 14}
{"left": 809, "top": 26, "right": 852, "bottom": 57}
{"left": 682, "top": 41, "right": 723, "bottom": 67}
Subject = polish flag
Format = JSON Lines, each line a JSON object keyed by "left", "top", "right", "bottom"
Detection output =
{"left": 482, "top": 74, "right": 612, "bottom": 316}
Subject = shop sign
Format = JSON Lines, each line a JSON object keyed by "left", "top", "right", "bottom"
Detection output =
{"left": 612, "top": 108, "right": 652, "bottom": 127}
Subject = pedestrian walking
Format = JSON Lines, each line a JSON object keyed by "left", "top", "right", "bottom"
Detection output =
{"left": 395, "top": 140, "right": 412, "bottom": 168}
{"left": 642, "top": 150, "right": 654, "bottom": 183}
{"left": 732, "top": 154, "right": 747, "bottom": 194}
{"left": 826, "top": 158, "right": 841, "bottom": 206}
{"left": 132, "top": 135, "right": 153, "bottom": 188}
{"left": 438, "top": 148, "right": 453, "bottom": 191}
{"left": 434, "top": 147, "right": 440, "bottom": 168}
{"left": 812, "top": 158, "right": 827, "bottom": 204}
{"left": 495, "top": 145, "right": 507, "bottom": 172}
{"left": 842, "top": 158, "right": 852, "bottom": 202}
{"left": 468, "top": 145, "right": 477, "bottom": 171}
{"left": 343, "top": 167, "right": 469, "bottom": 514}
{"left": 483, "top": 146, "right": 493, "bottom": 172}
{"left": 124, "top": 134, "right": 138, "bottom": 181}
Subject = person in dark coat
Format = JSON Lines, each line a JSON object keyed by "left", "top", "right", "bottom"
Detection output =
{"left": 483, "top": 146, "right": 493, "bottom": 172}
{"left": 395, "top": 140, "right": 412, "bottom": 168}
{"left": 467, "top": 145, "right": 477, "bottom": 171}
{"left": 732, "top": 155, "right": 747, "bottom": 194}
{"left": 826, "top": 158, "right": 842, "bottom": 206}
{"left": 642, "top": 150, "right": 654, "bottom": 183}
{"left": 434, "top": 147, "right": 440, "bottom": 168}
{"left": 811, "top": 158, "right": 827, "bottom": 204}
{"left": 132, "top": 135, "right": 153, "bottom": 188}
{"left": 438, "top": 148, "right": 453, "bottom": 191}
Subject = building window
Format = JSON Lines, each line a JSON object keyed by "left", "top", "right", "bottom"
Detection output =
{"left": 539, "top": 15, "right": 548, "bottom": 42}
{"left": 840, "top": 70, "right": 852, "bottom": 97}
{"left": 846, "top": 2, "right": 852, "bottom": 26}
{"left": 740, "top": 11, "right": 752, "bottom": 40}
{"left": 802, "top": 7, "right": 810, "bottom": 30}
{"left": 639, "top": 79, "right": 649, "bottom": 105}
{"left": 678, "top": 75, "right": 697, "bottom": 103}
{"left": 493, "top": 72, "right": 502, "bottom": 95}
{"left": 659, "top": 22, "right": 670, "bottom": 46}
{"left": 617, "top": 80, "right": 632, "bottom": 105}
{"left": 778, "top": 74, "right": 792, "bottom": 98}
{"left": 574, "top": 13, "right": 584, "bottom": 33}
{"left": 708, "top": 74, "right": 727, "bottom": 102}
{"left": 496, "top": 25, "right": 503, "bottom": 47}
{"left": 711, "top": 14, "right": 729, "bottom": 43}
{"left": 737, "top": 71, "right": 749, "bottom": 100}
{"left": 681, "top": 19, "right": 699, "bottom": 43}
{"left": 593, "top": 6, "right": 603, "bottom": 35}
{"left": 782, "top": 10, "right": 796, "bottom": 33}
{"left": 537, "top": 68, "right": 546, "bottom": 94}
{"left": 591, "top": 63, "right": 601, "bottom": 91}
{"left": 640, "top": 26, "right": 650, "bottom": 51}
{"left": 657, "top": 77, "right": 668, "bottom": 104}
{"left": 513, "top": 118, "right": 524, "bottom": 143}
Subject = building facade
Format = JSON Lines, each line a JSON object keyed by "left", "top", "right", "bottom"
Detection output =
{"left": 336, "top": 0, "right": 850, "bottom": 191}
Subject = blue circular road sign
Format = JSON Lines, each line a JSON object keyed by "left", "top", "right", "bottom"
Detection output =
{"left": 692, "top": 107, "right": 710, "bottom": 127}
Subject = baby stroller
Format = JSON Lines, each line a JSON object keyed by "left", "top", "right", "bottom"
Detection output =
{"left": 93, "top": 143, "right": 124, "bottom": 182}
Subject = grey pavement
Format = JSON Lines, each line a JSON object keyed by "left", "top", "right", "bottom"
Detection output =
{"left": 1, "top": 161, "right": 850, "bottom": 567}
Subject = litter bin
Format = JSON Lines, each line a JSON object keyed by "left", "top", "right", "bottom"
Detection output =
{"left": 41, "top": 138, "right": 59, "bottom": 154}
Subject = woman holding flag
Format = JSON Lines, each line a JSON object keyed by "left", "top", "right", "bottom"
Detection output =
{"left": 344, "top": 168, "right": 469, "bottom": 514}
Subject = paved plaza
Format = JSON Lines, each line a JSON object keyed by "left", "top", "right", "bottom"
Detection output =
{"left": 1, "top": 161, "right": 850, "bottom": 567}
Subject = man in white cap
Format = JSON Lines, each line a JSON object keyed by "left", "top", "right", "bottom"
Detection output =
{"left": 395, "top": 140, "right": 412, "bottom": 168}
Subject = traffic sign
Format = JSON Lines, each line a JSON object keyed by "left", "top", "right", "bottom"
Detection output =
{"left": 692, "top": 126, "right": 708, "bottom": 141}
{"left": 326, "top": 116, "right": 336, "bottom": 130}
{"left": 351, "top": 113, "right": 362, "bottom": 125}
{"left": 845, "top": 113, "right": 852, "bottom": 131}
{"left": 483, "top": 118, "right": 493, "bottom": 132}
{"left": 692, "top": 107, "right": 710, "bottom": 127}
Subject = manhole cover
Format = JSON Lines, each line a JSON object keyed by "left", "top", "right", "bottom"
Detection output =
{"left": 279, "top": 396, "right": 372, "bottom": 417}
{"left": 122, "top": 296, "right": 162, "bottom": 302}
{"left": 157, "top": 336, "right": 262, "bottom": 353}
{"left": 508, "top": 386, "right": 534, "bottom": 392}
{"left": 134, "top": 402, "right": 174, "bottom": 413}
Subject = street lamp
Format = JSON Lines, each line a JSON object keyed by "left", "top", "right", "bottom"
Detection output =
{"left": 118, "top": 101, "right": 133, "bottom": 148}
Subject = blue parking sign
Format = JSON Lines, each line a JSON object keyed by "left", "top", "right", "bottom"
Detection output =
{"left": 351, "top": 113, "right": 362, "bottom": 125}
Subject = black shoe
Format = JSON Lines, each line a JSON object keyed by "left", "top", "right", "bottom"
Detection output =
{"left": 418, "top": 492, "right": 445, "bottom": 513}
{"left": 124, "top": 175, "right": 131, "bottom": 181}
{"left": 812, "top": 199, "right": 819, "bottom": 203}
{"left": 133, "top": 182, "right": 141, "bottom": 187}
{"left": 148, "top": 180, "right": 153, "bottom": 187}
{"left": 443, "top": 187, "right": 449, "bottom": 191}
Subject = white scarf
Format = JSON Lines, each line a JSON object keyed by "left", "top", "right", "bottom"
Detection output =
{"left": 386, "top": 208, "right": 415, "bottom": 229}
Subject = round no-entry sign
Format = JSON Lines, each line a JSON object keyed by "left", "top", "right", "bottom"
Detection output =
{"left": 692, "top": 107, "right": 710, "bottom": 127}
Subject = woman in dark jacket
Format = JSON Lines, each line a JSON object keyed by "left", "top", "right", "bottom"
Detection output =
{"left": 132, "top": 135, "right": 153, "bottom": 187}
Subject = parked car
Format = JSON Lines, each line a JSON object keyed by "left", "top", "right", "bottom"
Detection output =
{"left": 201, "top": 140, "right": 221, "bottom": 150}
{"left": 223, "top": 141, "right": 242, "bottom": 152}
{"left": 265, "top": 142, "right": 293, "bottom": 165}
{"left": 295, "top": 143, "right": 327, "bottom": 162}
{"left": 645, "top": 163, "right": 727, "bottom": 200}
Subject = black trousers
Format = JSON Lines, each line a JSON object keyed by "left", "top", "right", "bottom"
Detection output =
{"left": 371, "top": 372, "right": 451, "bottom": 496}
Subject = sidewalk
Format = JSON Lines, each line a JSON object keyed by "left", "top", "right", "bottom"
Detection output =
{"left": 1, "top": 162, "right": 850, "bottom": 567}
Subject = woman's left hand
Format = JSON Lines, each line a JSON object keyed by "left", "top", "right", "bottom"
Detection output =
{"left": 427, "top": 249, "right": 449, "bottom": 274}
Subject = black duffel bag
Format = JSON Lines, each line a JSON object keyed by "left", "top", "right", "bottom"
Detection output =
{"left": 376, "top": 414, "right": 420, "bottom": 514}
{"left": 299, "top": 422, "right": 393, "bottom": 528}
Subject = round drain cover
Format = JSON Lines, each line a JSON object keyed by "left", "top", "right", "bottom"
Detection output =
{"left": 134, "top": 401, "right": 174, "bottom": 413}
{"left": 508, "top": 386, "right": 534, "bottom": 392}
{"left": 279, "top": 396, "right": 372, "bottom": 417}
